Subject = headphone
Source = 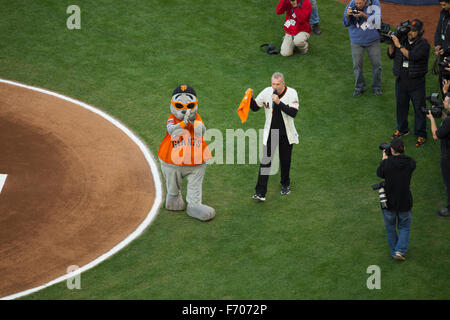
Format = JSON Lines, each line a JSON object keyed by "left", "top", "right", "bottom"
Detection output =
{"left": 411, "top": 19, "right": 425, "bottom": 37}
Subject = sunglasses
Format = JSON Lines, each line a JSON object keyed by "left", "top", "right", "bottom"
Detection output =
{"left": 171, "top": 99, "right": 198, "bottom": 110}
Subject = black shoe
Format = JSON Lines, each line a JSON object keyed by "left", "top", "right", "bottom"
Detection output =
{"left": 353, "top": 88, "right": 364, "bottom": 97}
{"left": 391, "top": 130, "right": 409, "bottom": 139}
{"left": 436, "top": 207, "right": 450, "bottom": 217}
{"left": 281, "top": 185, "right": 290, "bottom": 195}
{"left": 252, "top": 193, "right": 266, "bottom": 201}
{"left": 312, "top": 24, "right": 322, "bottom": 35}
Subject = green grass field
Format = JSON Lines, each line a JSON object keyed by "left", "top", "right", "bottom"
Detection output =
{"left": 1, "top": 0, "right": 449, "bottom": 299}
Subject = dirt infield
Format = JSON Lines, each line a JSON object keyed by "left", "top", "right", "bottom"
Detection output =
{"left": 336, "top": 0, "right": 441, "bottom": 45}
{"left": 0, "top": 82, "right": 157, "bottom": 298}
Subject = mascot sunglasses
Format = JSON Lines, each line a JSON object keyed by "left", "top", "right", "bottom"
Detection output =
{"left": 171, "top": 99, "right": 198, "bottom": 110}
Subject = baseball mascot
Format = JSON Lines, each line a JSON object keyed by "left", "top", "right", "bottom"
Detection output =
{"left": 157, "top": 85, "right": 215, "bottom": 222}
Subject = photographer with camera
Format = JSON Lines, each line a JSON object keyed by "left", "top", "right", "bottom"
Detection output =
{"left": 426, "top": 89, "right": 450, "bottom": 217}
{"left": 343, "top": 0, "right": 382, "bottom": 97}
{"left": 434, "top": 0, "right": 450, "bottom": 95}
{"left": 376, "top": 138, "right": 416, "bottom": 261}
{"left": 276, "top": 0, "right": 312, "bottom": 57}
{"left": 388, "top": 19, "right": 430, "bottom": 147}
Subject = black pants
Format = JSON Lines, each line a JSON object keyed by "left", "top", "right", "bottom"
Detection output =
{"left": 395, "top": 79, "right": 427, "bottom": 138}
{"left": 441, "top": 157, "right": 450, "bottom": 208}
{"left": 255, "top": 131, "right": 293, "bottom": 196}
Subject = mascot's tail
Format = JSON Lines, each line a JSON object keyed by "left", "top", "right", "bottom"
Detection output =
{"left": 237, "top": 88, "right": 253, "bottom": 123}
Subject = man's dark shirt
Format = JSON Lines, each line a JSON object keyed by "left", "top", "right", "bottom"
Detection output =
{"left": 436, "top": 116, "right": 450, "bottom": 159}
{"left": 388, "top": 37, "right": 430, "bottom": 90}
{"left": 271, "top": 87, "right": 288, "bottom": 136}
{"left": 435, "top": 9, "right": 450, "bottom": 54}
{"left": 377, "top": 154, "right": 416, "bottom": 212}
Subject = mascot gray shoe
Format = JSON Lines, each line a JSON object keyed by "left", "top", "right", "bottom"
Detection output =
{"left": 157, "top": 84, "right": 215, "bottom": 222}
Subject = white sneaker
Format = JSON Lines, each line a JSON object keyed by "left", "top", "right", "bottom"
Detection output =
{"left": 252, "top": 193, "right": 266, "bottom": 201}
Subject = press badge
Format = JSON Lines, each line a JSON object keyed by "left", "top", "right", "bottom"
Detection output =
{"left": 403, "top": 60, "right": 409, "bottom": 68}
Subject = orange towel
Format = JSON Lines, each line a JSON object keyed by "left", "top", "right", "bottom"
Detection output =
{"left": 237, "top": 88, "right": 253, "bottom": 123}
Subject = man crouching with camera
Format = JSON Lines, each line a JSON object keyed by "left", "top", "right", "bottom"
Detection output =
{"left": 426, "top": 84, "right": 450, "bottom": 217}
{"left": 376, "top": 138, "right": 416, "bottom": 261}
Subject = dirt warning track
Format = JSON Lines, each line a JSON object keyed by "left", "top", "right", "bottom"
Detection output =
{"left": 0, "top": 80, "right": 161, "bottom": 299}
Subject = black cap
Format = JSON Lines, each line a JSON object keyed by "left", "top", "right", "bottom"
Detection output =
{"left": 172, "top": 84, "right": 196, "bottom": 97}
{"left": 410, "top": 19, "right": 423, "bottom": 32}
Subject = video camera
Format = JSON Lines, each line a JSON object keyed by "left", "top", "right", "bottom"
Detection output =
{"left": 421, "top": 93, "right": 444, "bottom": 118}
{"left": 372, "top": 181, "right": 388, "bottom": 209}
{"left": 379, "top": 20, "right": 411, "bottom": 45}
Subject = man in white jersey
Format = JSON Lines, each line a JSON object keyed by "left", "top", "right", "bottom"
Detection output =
{"left": 249, "top": 72, "right": 300, "bottom": 201}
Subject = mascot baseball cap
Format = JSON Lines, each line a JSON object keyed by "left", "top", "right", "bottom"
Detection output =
{"left": 172, "top": 84, "right": 196, "bottom": 97}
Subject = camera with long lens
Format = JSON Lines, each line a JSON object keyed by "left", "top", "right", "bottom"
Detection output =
{"left": 421, "top": 93, "right": 444, "bottom": 118}
{"left": 379, "top": 20, "right": 410, "bottom": 45}
{"left": 379, "top": 142, "right": 392, "bottom": 157}
{"left": 372, "top": 181, "right": 388, "bottom": 209}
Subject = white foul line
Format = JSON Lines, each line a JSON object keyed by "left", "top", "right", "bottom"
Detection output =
{"left": 0, "top": 78, "right": 163, "bottom": 300}
{"left": 0, "top": 174, "right": 7, "bottom": 194}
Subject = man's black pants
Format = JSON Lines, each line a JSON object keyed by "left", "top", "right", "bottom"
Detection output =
{"left": 395, "top": 80, "right": 427, "bottom": 138}
{"left": 255, "top": 131, "right": 293, "bottom": 196}
{"left": 441, "top": 157, "right": 450, "bottom": 209}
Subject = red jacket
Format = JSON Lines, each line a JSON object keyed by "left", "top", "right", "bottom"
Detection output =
{"left": 276, "top": 0, "right": 312, "bottom": 36}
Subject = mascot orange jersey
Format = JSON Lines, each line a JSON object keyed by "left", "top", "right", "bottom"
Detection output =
{"left": 158, "top": 113, "right": 212, "bottom": 166}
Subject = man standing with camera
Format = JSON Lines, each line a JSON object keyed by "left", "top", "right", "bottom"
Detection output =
{"left": 388, "top": 19, "right": 430, "bottom": 148}
{"left": 276, "top": 0, "right": 312, "bottom": 57}
{"left": 376, "top": 138, "right": 416, "bottom": 261}
{"left": 426, "top": 88, "right": 450, "bottom": 217}
{"left": 434, "top": 0, "right": 450, "bottom": 95}
{"left": 343, "top": 0, "right": 382, "bottom": 97}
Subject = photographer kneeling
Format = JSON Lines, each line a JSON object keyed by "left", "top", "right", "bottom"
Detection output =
{"left": 426, "top": 89, "right": 450, "bottom": 217}
{"left": 376, "top": 138, "right": 416, "bottom": 261}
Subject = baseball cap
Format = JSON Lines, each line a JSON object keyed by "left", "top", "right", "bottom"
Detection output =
{"left": 172, "top": 84, "right": 196, "bottom": 97}
{"left": 410, "top": 19, "right": 423, "bottom": 32}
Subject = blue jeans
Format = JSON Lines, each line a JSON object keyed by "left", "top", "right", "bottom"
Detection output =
{"left": 350, "top": 41, "right": 382, "bottom": 91}
{"left": 310, "top": 0, "right": 319, "bottom": 25}
{"left": 381, "top": 209, "right": 412, "bottom": 257}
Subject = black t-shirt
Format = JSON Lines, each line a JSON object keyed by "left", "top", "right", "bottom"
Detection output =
{"left": 397, "top": 40, "right": 427, "bottom": 90}
{"left": 436, "top": 116, "right": 450, "bottom": 159}
{"left": 376, "top": 154, "right": 416, "bottom": 212}
{"left": 270, "top": 88, "right": 288, "bottom": 137}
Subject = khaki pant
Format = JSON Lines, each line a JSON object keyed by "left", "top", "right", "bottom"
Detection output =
{"left": 280, "top": 32, "right": 310, "bottom": 56}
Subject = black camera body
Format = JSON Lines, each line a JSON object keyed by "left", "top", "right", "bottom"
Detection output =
{"left": 379, "top": 20, "right": 410, "bottom": 45}
{"left": 351, "top": 6, "right": 361, "bottom": 14}
{"left": 379, "top": 142, "right": 392, "bottom": 157}
{"left": 421, "top": 93, "right": 444, "bottom": 118}
{"left": 372, "top": 181, "right": 388, "bottom": 209}
{"left": 439, "top": 54, "right": 450, "bottom": 80}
